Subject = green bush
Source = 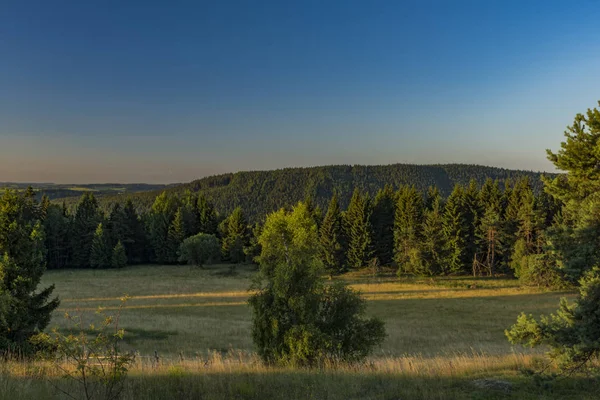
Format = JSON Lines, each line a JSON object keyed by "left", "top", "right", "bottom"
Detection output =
{"left": 506, "top": 267, "right": 600, "bottom": 373}
{"left": 249, "top": 202, "right": 385, "bottom": 367}
{"left": 178, "top": 233, "right": 220, "bottom": 268}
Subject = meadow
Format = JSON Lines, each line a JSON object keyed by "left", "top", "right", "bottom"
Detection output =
{"left": 2, "top": 265, "right": 599, "bottom": 399}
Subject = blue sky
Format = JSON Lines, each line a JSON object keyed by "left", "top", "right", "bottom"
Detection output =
{"left": 1, "top": 0, "right": 599, "bottom": 183}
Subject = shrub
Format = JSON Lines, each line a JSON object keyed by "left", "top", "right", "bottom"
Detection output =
{"left": 249, "top": 202, "right": 385, "bottom": 367}
{"left": 32, "top": 298, "right": 135, "bottom": 400}
{"left": 506, "top": 267, "right": 600, "bottom": 373}
{"left": 178, "top": 233, "right": 220, "bottom": 268}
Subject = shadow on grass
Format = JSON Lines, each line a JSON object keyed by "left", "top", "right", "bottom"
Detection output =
{"left": 55, "top": 327, "right": 178, "bottom": 345}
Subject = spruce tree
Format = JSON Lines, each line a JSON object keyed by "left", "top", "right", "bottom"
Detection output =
{"left": 476, "top": 205, "right": 502, "bottom": 276}
{"left": 148, "top": 192, "right": 180, "bottom": 264}
{"left": 442, "top": 185, "right": 468, "bottom": 274}
{"left": 196, "top": 195, "right": 218, "bottom": 235}
{"left": 421, "top": 195, "right": 446, "bottom": 275}
{"left": 221, "top": 207, "right": 248, "bottom": 263}
{"left": 90, "top": 223, "right": 111, "bottom": 268}
{"left": 43, "top": 204, "right": 71, "bottom": 269}
{"left": 344, "top": 189, "right": 373, "bottom": 269}
{"left": 319, "top": 193, "right": 345, "bottom": 275}
{"left": 394, "top": 186, "right": 424, "bottom": 273}
{"left": 167, "top": 207, "right": 186, "bottom": 264}
{"left": 542, "top": 101, "right": 600, "bottom": 281}
{"left": 111, "top": 241, "right": 128, "bottom": 269}
{"left": 122, "top": 199, "right": 145, "bottom": 264}
{"left": 0, "top": 190, "right": 60, "bottom": 353}
{"left": 371, "top": 185, "right": 396, "bottom": 266}
{"left": 70, "top": 193, "right": 101, "bottom": 268}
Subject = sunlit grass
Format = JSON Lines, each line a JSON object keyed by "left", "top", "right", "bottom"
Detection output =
{"left": 0, "top": 265, "right": 589, "bottom": 399}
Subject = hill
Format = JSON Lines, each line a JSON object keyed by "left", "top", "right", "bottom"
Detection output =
{"left": 57, "top": 163, "right": 555, "bottom": 220}
{"left": 0, "top": 182, "right": 173, "bottom": 200}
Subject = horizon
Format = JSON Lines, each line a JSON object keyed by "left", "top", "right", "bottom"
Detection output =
{"left": 0, "top": 161, "right": 558, "bottom": 186}
{"left": 2, "top": 1, "right": 599, "bottom": 183}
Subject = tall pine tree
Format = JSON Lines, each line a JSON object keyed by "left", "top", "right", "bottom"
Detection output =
{"left": 319, "top": 193, "right": 345, "bottom": 275}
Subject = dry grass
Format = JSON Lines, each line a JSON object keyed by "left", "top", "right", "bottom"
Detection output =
{"left": 2, "top": 264, "right": 588, "bottom": 399}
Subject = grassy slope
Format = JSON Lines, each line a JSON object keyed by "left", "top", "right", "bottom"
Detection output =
{"left": 2, "top": 265, "right": 598, "bottom": 400}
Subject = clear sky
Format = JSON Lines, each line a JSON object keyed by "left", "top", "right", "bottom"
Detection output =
{"left": 1, "top": 0, "right": 599, "bottom": 183}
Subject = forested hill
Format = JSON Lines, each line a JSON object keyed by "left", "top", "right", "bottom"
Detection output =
{"left": 72, "top": 163, "right": 554, "bottom": 220}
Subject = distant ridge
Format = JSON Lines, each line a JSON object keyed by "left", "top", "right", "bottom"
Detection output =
{"left": 59, "top": 163, "right": 554, "bottom": 220}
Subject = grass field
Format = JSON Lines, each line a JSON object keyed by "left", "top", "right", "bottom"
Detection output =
{"left": 2, "top": 264, "right": 599, "bottom": 399}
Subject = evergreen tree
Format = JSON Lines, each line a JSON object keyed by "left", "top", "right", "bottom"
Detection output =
{"left": 122, "top": 199, "right": 146, "bottom": 264}
{"left": 70, "top": 193, "right": 101, "bottom": 268}
{"left": 319, "top": 193, "right": 345, "bottom": 275}
{"left": 476, "top": 204, "right": 502, "bottom": 276}
{"left": 421, "top": 195, "right": 447, "bottom": 275}
{"left": 394, "top": 186, "right": 424, "bottom": 273}
{"left": 147, "top": 192, "right": 180, "bottom": 264}
{"left": 43, "top": 204, "right": 71, "bottom": 269}
{"left": 344, "top": 189, "right": 373, "bottom": 269}
{"left": 106, "top": 203, "right": 126, "bottom": 248}
{"left": 196, "top": 195, "right": 218, "bottom": 235}
{"left": 463, "top": 179, "right": 481, "bottom": 266}
{"left": 221, "top": 207, "right": 249, "bottom": 263}
{"left": 167, "top": 208, "right": 186, "bottom": 264}
{"left": 111, "top": 241, "right": 128, "bottom": 269}
{"left": 442, "top": 185, "right": 468, "bottom": 274}
{"left": 542, "top": 101, "right": 600, "bottom": 281}
{"left": 90, "top": 223, "right": 111, "bottom": 268}
{"left": 371, "top": 185, "right": 396, "bottom": 266}
{"left": 0, "top": 190, "right": 60, "bottom": 353}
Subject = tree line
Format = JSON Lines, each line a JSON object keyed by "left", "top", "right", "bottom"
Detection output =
{"left": 56, "top": 163, "right": 553, "bottom": 222}
{"left": 37, "top": 171, "right": 564, "bottom": 286}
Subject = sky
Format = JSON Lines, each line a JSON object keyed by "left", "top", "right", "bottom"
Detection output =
{"left": 1, "top": 0, "right": 599, "bottom": 184}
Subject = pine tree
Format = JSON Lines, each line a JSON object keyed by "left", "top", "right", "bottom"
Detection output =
{"left": 421, "top": 195, "right": 447, "bottom": 275}
{"left": 0, "top": 190, "right": 60, "bottom": 354}
{"left": 221, "top": 207, "right": 249, "bottom": 263}
{"left": 111, "top": 241, "right": 128, "bottom": 269}
{"left": 196, "top": 195, "right": 218, "bottom": 235}
{"left": 167, "top": 208, "right": 186, "bottom": 264}
{"left": 122, "top": 199, "right": 145, "bottom": 264}
{"left": 43, "top": 204, "right": 71, "bottom": 269}
{"left": 148, "top": 192, "right": 180, "bottom": 264}
{"left": 394, "top": 186, "right": 424, "bottom": 273}
{"left": 542, "top": 101, "right": 600, "bottom": 281}
{"left": 70, "top": 193, "right": 101, "bottom": 268}
{"left": 90, "top": 223, "right": 111, "bottom": 268}
{"left": 319, "top": 193, "right": 345, "bottom": 275}
{"left": 442, "top": 185, "right": 468, "bottom": 274}
{"left": 344, "top": 189, "right": 373, "bottom": 269}
{"left": 371, "top": 185, "right": 396, "bottom": 266}
{"left": 463, "top": 179, "right": 481, "bottom": 266}
{"left": 476, "top": 205, "right": 502, "bottom": 276}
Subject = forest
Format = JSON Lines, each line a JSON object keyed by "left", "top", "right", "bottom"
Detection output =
{"left": 55, "top": 163, "right": 553, "bottom": 220}
{"left": 32, "top": 173, "right": 562, "bottom": 285}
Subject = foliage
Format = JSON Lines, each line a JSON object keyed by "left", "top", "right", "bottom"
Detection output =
{"left": 178, "top": 233, "right": 220, "bottom": 268}
{"left": 70, "top": 193, "right": 102, "bottom": 268}
{"left": 90, "top": 223, "right": 112, "bottom": 268}
{"left": 220, "top": 207, "right": 249, "bottom": 264}
{"left": 319, "top": 193, "right": 345, "bottom": 275}
{"left": 249, "top": 202, "right": 385, "bottom": 366}
{"left": 506, "top": 268, "right": 600, "bottom": 373}
{"left": 111, "top": 242, "right": 128, "bottom": 269}
{"left": 32, "top": 299, "right": 135, "bottom": 400}
{"left": 542, "top": 101, "right": 600, "bottom": 282}
{"left": 0, "top": 189, "right": 60, "bottom": 355}
{"left": 344, "top": 189, "right": 373, "bottom": 269}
